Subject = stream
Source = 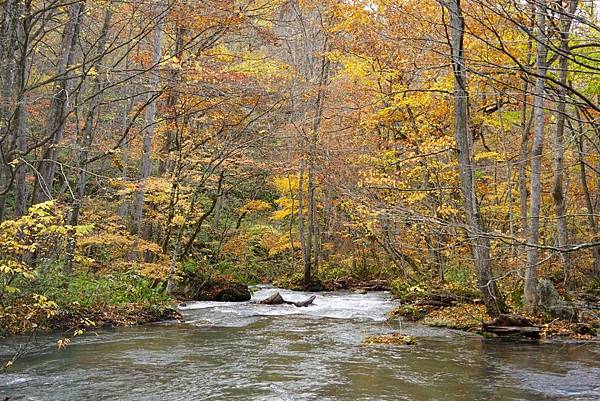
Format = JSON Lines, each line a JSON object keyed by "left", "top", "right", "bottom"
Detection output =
{"left": 1, "top": 287, "right": 599, "bottom": 400}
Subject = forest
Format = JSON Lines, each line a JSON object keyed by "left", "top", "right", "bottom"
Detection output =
{"left": 0, "top": 0, "right": 599, "bottom": 350}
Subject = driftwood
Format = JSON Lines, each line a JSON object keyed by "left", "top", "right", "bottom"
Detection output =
{"left": 259, "top": 292, "right": 316, "bottom": 307}
{"left": 482, "top": 314, "right": 542, "bottom": 339}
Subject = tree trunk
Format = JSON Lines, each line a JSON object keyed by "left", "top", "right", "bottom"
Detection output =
{"left": 524, "top": 0, "right": 548, "bottom": 313}
{"left": 131, "top": 2, "right": 165, "bottom": 236}
{"left": 13, "top": 0, "right": 31, "bottom": 217}
{"left": 0, "top": 0, "right": 17, "bottom": 220}
{"left": 447, "top": 0, "right": 506, "bottom": 317}
{"left": 32, "top": 2, "right": 85, "bottom": 204}
{"left": 159, "top": 26, "right": 185, "bottom": 176}
{"left": 552, "top": 0, "right": 578, "bottom": 285}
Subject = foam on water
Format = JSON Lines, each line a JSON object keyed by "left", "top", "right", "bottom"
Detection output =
{"left": 2, "top": 286, "right": 600, "bottom": 401}
{"left": 178, "top": 287, "right": 398, "bottom": 325}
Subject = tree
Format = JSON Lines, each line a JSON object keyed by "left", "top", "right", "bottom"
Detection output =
{"left": 443, "top": 0, "right": 506, "bottom": 317}
{"left": 524, "top": 0, "right": 549, "bottom": 313}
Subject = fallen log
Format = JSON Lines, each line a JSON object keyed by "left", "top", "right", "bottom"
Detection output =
{"left": 259, "top": 292, "right": 316, "bottom": 307}
{"left": 482, "top": 313, "right": 542, "bottom": 339}
{"left": 482, "top": 325, "right": 542, "bottom": 340}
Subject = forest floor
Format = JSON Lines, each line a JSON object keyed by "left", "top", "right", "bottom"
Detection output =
{"left": 0, "top": 269, "right": 180, "bottom": 337}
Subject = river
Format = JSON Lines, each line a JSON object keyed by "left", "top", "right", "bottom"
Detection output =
{"left": 1, "top": 287, "right": 599, "bottom": 400}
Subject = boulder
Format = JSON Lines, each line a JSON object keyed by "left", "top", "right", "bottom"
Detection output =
{"left": 259, "top": 292, "right": 316, "bottom": 307}
{"left": 537, "top": 279, "right": 578, "bottom": 322}
{"left": 177, "top": 274, "right": 251, "bottom": 302}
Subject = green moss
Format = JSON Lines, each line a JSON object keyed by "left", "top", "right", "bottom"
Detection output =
{"left": 30, "top": 267, "right": 171, "bottom": 309}
{"left": 363, "top": 333, "right": 416, "bottom": 345}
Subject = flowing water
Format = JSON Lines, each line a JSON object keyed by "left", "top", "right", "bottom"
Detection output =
{"left": 1, "top": 287, "right": 599, "bottom": 401}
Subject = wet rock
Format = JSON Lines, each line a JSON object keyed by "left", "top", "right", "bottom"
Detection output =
{"left": 537, "top": 279, "right": 578, "bottom": 322}
{"left": 538, "top": 279, "right": 562, "bottom": 306}
{"left": 353, "top": 289, "right": 368, "bottom": 295}
{"left": 259, "top": 292, "right": 316, "bottom": 307}
{"left": 259, "top": 292, "right": 285, "bottom": 305}
{"left": 196, "top": 281, "right": 251, "bottom": 302}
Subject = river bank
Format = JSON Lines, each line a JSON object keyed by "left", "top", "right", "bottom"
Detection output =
{"left": 389, "top": 285, "right": 600, "bottom": 340}
{"left": 2, "top": 288, "right": 599, "bottom": 401}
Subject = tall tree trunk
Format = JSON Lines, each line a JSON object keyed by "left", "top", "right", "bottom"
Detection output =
{"left": 13, "top": 0, "right": 31, "bottom": 217}
{"left": 0, "top": 0, "right": 17, "bottom": 220}
{"left": 32, "top": 2, "right": 84, "bottom": 204}
{"left": 524, "top": 0, "right": 548, "bottom": 313}
{"left": 552, "top": 0, "right": 578, "bottom": 285}
{"left": 447, "top": 0, "right": 506, "bottom": 317}
{"left": 131, "top": 3, "right": 165, "bottom": 236}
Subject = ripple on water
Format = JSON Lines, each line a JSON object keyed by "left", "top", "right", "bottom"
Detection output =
{"left": 1, "top": 289, "right": 599, "bottom": 401}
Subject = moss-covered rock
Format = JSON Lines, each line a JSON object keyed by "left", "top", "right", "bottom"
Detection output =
{"left": 177, "top": 273, "right": 251, "bottom": 302}
{"left": 196, "top": 279, "right": 251, "bottom": 302}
